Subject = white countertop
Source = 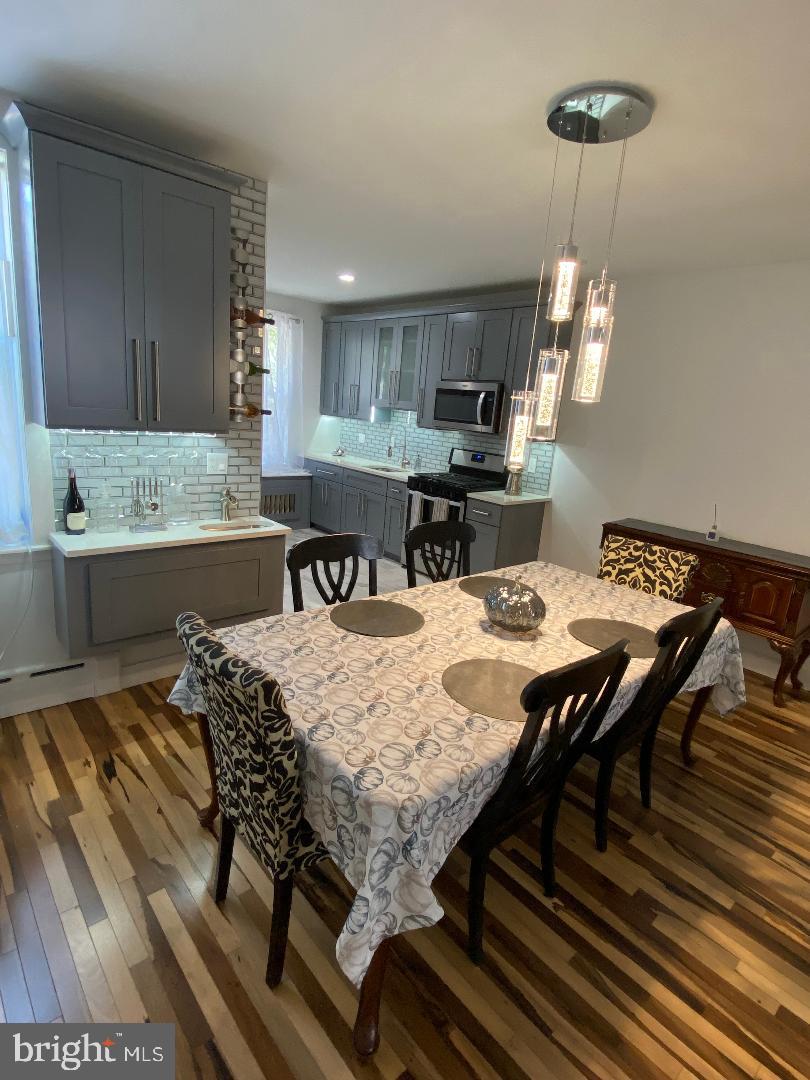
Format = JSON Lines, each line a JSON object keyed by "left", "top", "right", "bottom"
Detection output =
{"left": 50, "top": 517, "right": 290, "bottom": 558}
{"left": 469, "top": 489, "right": 551, "bottom": 506}
{"left": 305, "top": 451, "right": 412, "bottom": 481}
{"left": 303, "top": 450, "right": 551, "bottom": 505}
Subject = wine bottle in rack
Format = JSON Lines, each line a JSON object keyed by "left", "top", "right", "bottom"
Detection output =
{"left": 229, "top": 304, "right": 275, "bottom": 326}
{"left": 63, "top": 467, "right": 86, "bottom": 534}
{"left": 230, "top": 358, "right": 271, "bottom": 377}
{"left": 229, "top": 403, "right": 272, "bottom": 419}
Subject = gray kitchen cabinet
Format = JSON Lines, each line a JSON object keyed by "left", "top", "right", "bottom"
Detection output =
{"left": 310, "top": 476, "right": 342, "bottom": 531}
{"left": 507, "top": 304, "right": 572, "bottom": 397}
{"left": 142, "top": 168, "right": 230, "bottom": 432}
{"left": 30, "top": 132, "right": 230, "bottom": 432}
{"left": 416, "top": 314, "right": 447, "bottom": 429}
{"left": 341, "top": 485, "right": 365, "bottom": 534}
{"left": 384, "top": 498, "right": 407, "bottom": 559}
{"left": 372, "top": 317, "right": 424, "bottom": 410}
{"left": 467, "top": 497, "right": 547, "bottom": 572}
{"left": 341, "top": 485, "right": 386, "bottom": 547}
{"left": 442, "top": 308, "right": 513, "bottom": 381}
{"left": 51, "top": 536, "right": 286, "bottom": 657}
{"left": 339, "top": 320, "right": 375, "bottom": 419}
{"left": 321, "top": 321, "right": 343, "bottom": 415}
{"left": 31, "top": 133, "right": 146, "bottom": 430}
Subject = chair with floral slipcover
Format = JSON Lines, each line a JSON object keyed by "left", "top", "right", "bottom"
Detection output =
{"left": 176, "top": 611, "right": 327, "bottom": 987}
{"left": 598, "top": 533, "right": 700, "bottom": 601}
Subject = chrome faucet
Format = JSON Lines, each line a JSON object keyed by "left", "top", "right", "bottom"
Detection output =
{"left": 220, "top": 486, "right": 239, "bottom": 522}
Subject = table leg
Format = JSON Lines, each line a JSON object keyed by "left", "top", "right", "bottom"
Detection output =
{"left": 768, "top": 639, "right": 795, "bottom": 708}
{"left": 681, "top": 685, "right": 712, "bottom": 766}
{"left": 789, "top": 639, "right": 810, "bottom": 694}
{"left": 195, "top": 714, "right": 219, "bottom": 830}
{"left": 352, "top": 938, "right": 391, "bottom": 1058}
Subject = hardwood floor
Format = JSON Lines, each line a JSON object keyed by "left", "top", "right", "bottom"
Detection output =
{"left": 0, "top": 665, "right": 808, "bottom": 1078}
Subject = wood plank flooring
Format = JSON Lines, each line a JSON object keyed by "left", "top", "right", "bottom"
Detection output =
{"left": 1, "top": 659, "right": 808, "bottom": 1076}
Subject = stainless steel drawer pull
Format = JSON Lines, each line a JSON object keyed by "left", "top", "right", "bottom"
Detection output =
{"left": 152, "top": 341, "right": 161, "bottom": 422}
{"left": 317, "top": 468, "right": 336, "bottom": 477}
{"left": 469, "top": 508, "right": 491, "bottom": 517}
{"left": 133, "top": 338, "right": 143, "bottom": 422}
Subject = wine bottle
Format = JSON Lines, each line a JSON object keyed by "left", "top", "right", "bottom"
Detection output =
{"left": 230, "top": 304, "right": 275, "bottom": 327}
{"left": 230, "top": 358, "right": 271, "bottom": 377}
{"left": 63, "top": 468, "right": 86, "bottom": 535}
{"left": 229, "top": 403, "right": 272, "bottom": 418}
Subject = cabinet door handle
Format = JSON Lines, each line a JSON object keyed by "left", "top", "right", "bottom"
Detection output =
{"left": 472, "top": 345, "right": 480, "bottom": 377}
{"left": 353, "top": 383, "right": 360, "bottom": 414}
{"left": 152, "top": 341, "right": 161, "bottom": 422}
{"left": 469, "top": 507, "right": 491, "bottom": 517}
{"left": 332, "top": 381, "right": 339, "bottom": 413}
{"left": 133, "top": 338, "right": 143, "bottom": 422}
{"left": 323, "top": 481, "right": 328, "bottom": 506}
{"left": 465, "top": 347, "right": 472, "bottom": 378}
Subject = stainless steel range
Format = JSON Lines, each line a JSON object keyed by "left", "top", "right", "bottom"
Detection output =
{"left": 406, "top": 447, "right": 507, "bottom": 530}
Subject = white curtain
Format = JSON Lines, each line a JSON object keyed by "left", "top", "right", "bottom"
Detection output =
{"left": 0, "top": 145, "right": 31, "bottom": 547}
{"left": 262, "top": 310, "right": 303, "bottom": 472}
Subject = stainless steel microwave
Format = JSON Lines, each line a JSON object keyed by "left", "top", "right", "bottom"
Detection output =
{"left": 432, "top": 381, "right": 504, "bottom": 434}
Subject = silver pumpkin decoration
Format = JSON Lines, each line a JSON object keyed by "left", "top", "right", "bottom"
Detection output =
{"left": 483, "top": 577, "right": 546, "bottom": 632}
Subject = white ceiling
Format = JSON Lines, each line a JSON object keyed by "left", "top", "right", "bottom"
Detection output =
{"left": 2, "top": 0, "right": 809, "bottom": 303}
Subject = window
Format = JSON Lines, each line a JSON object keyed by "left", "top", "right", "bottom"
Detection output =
{"left": 0, "top": 141, "right": 31, "bottom": 547}
{"left": 261, "top": 311, "right": 303, "bottom": 472}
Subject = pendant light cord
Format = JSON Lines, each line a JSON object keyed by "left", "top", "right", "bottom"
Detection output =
{"left": 602, "top": 100, "right": 633, "bottom": 278}
{"left": 525, "top": 112, "right": 563, "bottom": 392}
{"left": 567, "top": 97, "right": 591, "bottom": 242}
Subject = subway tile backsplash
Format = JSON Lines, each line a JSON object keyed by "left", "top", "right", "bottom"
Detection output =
{"left": 336, "top": 413, "right": 554, "bottom": 494}
{"left": 49, "top": 177, "right": 267, "bottom": 528}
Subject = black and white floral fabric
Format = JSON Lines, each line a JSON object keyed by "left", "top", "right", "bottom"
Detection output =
{"left": 170, "top": 562, "right": 745, "bottom": 987}
{"left": 598, "top": 534, "right": 700, "bottom": 601}
{"left": 176, "top": 612, "right": 326, "bottom": 880}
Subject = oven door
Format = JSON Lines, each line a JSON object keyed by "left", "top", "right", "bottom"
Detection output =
{"left": 433, "top": 382, "right": 504, "bottom": 433}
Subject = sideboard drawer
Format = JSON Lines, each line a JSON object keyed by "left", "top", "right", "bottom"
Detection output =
{"left": 734, "top": 568, "right": 796, "bottom": 631}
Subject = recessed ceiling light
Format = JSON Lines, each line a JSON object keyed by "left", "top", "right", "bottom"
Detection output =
{"left": 338, "top": 272, "right": 355, "bottom": 283}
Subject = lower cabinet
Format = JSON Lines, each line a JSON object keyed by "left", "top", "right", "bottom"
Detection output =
{"left": 384, "top": 499, "right": 407, "bottom": 559}
{"left": 310, "top": 476, "right": 342, "bottom": 532}
{"left": 467, "top": 499, "right": 547, "bottom": 573}
{"left": 342, "top": 485, "right": 386, "bottom": 548}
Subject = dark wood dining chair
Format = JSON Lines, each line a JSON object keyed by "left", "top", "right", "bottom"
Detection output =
{"left": 585, "top": 597, "right": 723, "bottom": 851}
{"left": 404, "top": 519, "right": 476, "bottom": 588}
{"left": 176, "top": 612, "right": 327, "bottom": 986}
{"left": 286, "top": 532, "right": 382, "bottom": 612}
{"left": 461, "top": 640, "right": 630, "bottom": 963}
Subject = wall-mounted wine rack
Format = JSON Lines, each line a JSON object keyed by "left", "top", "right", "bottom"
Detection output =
{"left": 229, "top": 227, "right": 274, "bottom": 422}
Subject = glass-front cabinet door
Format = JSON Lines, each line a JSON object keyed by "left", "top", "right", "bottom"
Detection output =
{"left": 394, "top": 317, "right": 424, "bottom": 410}
{"left": 372, "top": 321, "right": 396, "bottom": 406}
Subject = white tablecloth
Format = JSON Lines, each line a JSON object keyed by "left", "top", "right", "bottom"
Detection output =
{"left": 169, "top": 561, "right": 745, "bottom": 986}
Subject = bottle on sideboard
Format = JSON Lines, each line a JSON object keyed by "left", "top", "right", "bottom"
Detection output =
{"left": 63, "top": 468, "right": 86, "bottom": 535}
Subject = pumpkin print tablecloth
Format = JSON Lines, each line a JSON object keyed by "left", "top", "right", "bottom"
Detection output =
{"left": 169, "top": 561, "right": 746, "bottom": 986}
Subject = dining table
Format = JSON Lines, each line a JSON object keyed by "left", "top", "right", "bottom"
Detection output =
{"left": 168, "top": 559, "right": 746, "bottom": 1055}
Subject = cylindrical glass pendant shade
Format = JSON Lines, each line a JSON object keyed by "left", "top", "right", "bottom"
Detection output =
{"left": 504, "top": 391, "right": 535, "bottom": 470}
{"left": 530, "top": 348, "right": 569, "bottom": 441}
{"left": 572, "top": 277, "right": 616, "bottom": 403}
{"left": 548, "top": 242, "right": 580, "bottom": 322}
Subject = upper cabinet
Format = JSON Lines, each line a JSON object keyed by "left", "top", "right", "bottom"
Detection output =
{"left": 442, "top": 308, "right": 513, "bottom": 381}
{"left": 320, "top": 319, "right": 375, "bottom": 419}
{"left": 141, "top": 168, "right": 230, "bottom": 432}
{"left": 31, "top": 134, "right": 147, "bottom": 429}
{"left": 372, "top": 316, "right": 424, "bottom": 410}
{"left": 23, "top": 116, "right": 234, "bottom": 432}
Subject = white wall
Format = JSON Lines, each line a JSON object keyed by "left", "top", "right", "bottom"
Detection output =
{"left": 543, "top": 258, "right": 810, "bottom": 675}
{"left": 264, "top": 290, "right": 325, "bottom": 464}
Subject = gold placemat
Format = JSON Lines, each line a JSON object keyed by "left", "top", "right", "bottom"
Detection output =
{"left": 329, "top": 598, "right": 425, "bottom": 637}
{"left": 567, "top": 617, "right": 658, "bottom": 658}
{"left": 458, "top": 575, "right": 519, "bottom": 599}
{"left": 442, "top": 658, "right": 540, "bottom": 722}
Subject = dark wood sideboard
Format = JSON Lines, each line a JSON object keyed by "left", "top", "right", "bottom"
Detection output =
{"left": 601, "top": 519, "right": 810, "bottom": 712}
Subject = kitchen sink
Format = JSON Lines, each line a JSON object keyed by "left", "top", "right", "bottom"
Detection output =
{"left": 199, "top": 519, "right": 270, "bottom": 531}
{"left": 370, "top": 465, "right": 406, "bottom": 473}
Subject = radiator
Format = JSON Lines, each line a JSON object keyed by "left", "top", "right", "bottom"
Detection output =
{"left": 261, "top": 491, "right": 297, "bottom": 517}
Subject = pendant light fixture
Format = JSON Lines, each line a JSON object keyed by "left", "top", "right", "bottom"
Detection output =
{"left": 547, "top": 85, "right": 652, "bottom": 404}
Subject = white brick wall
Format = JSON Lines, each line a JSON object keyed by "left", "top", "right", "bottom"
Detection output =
{"left": 50, "top": 178, "right": 267, "bottom": 526}
{"left": 336, "top": 413, "right": 554, "bottom": 493}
